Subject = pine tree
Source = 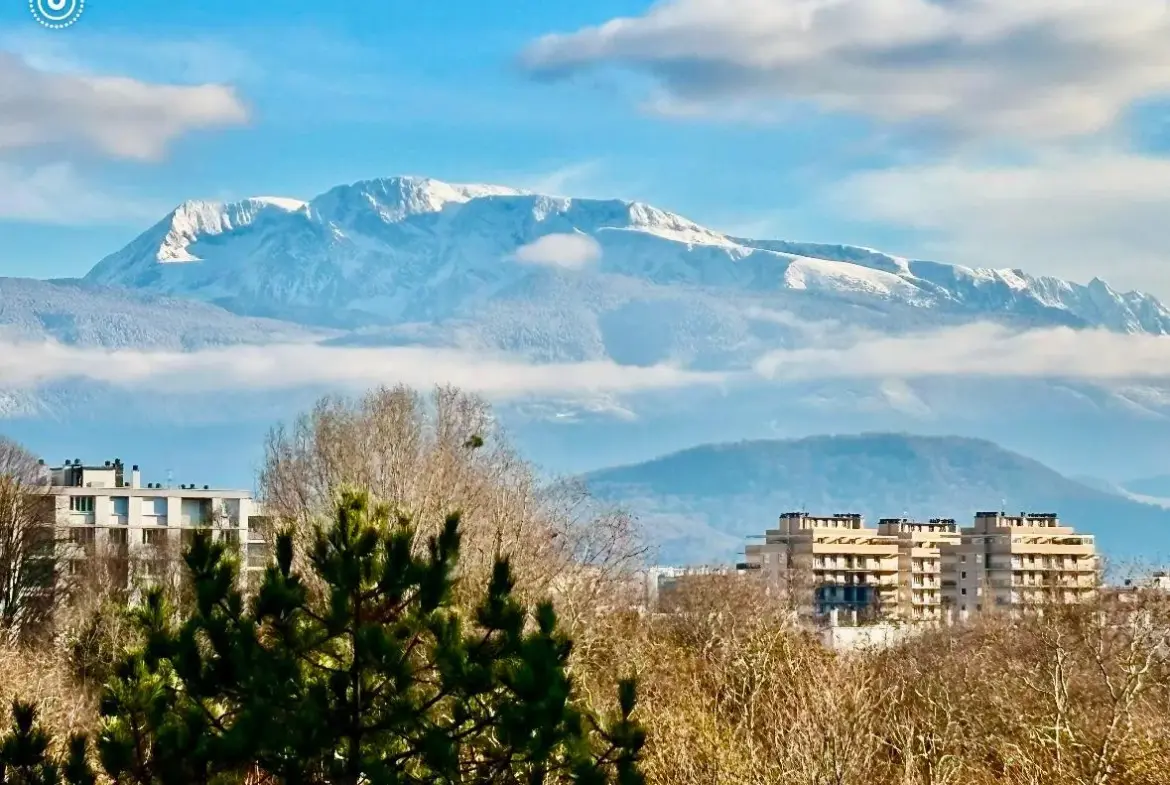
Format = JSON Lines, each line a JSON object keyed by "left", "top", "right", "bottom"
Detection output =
{"left": 0, "top": 702, "right": 96, "bottom": 785}
{"left": 93, "top": 490, "right": 645, "bottom": 784}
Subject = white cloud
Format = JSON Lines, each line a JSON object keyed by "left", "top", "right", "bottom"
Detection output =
{"left": 830, "top": 150, "right": 1170, "bottom": 296}
{"left": 0, "top": 51, "right": 248, "bottom": 161}
{"left": 0, "top": 339, "right": 722, "bottom": 399}
{"left": 755, "top": 323, "right": 1170, "bottom": 382}
{"left": 511, "top": 233, "right": 602, "bottom": 269}
{"left": 0, "top": 162, "right": 161, "bottom": 223}
{"left": 522, "top": 0, "right": 1170, "bottom": 140}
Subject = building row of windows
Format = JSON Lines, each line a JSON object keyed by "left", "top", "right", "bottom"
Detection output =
{"left": 65, "top": 496, "right": 235, "bottom": 522}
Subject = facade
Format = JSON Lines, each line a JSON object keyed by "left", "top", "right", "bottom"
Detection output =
{"left": 745, "top": 512, "right": 900, "bottom": 621}
{"left": 44, "top": 458, "right": 269, "bottom": 588}
{"left": 876, "top": 518, "right": 960, "bottom": 622}
{"left": 740, "top": 510, "right": 1099, "bottom": 626}
{"left": 941, "top": 512, "right": 1098, "bottom": 617}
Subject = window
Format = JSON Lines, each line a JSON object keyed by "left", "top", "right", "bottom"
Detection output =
{"left": 108, "top": 529, "right": 128, "bottom": 547}
{"left": 69, "top": 496, "right": 94, "bottom": 513}
{"left": 961, "top": 571, "right": 967, "bottom": 580}
{"left": 68, "top": 528, "right": 95, "bottom": 545}
{"left": 247, "top": 542, "right": 269, "bottom": 568}
{"left": 143, "top": 529, "right": 166, "bottom": 547}
{"left": 961, "top": 588, "right": 967, "bottom": 596}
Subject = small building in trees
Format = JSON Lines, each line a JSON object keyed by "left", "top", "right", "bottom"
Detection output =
{"left": 42, "top": 457, "right": 269, "bottom": 590}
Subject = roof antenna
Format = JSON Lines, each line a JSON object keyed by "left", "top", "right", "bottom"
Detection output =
{"left": 166, "top": 469, "right": 174, "bottom": 490}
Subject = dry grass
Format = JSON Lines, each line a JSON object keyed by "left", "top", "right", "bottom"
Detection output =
{"left": 0, "top": 644, "right": 97, "bottom": 744}
{"left": 573, "top": 577, "right": 1170, "bottom": 785}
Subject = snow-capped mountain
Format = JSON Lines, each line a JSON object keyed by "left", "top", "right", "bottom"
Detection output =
{"left": 10, "top": 174, "right": 1170, "bottom": 492}
{"left": 85, "top": 176, "right": 1170, "bottom": 344}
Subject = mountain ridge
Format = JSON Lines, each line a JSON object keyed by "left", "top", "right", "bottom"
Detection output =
{"left": 583, "top": 433, "right": 1170, "bottom": 565}
{"left": 80, "top": 175, "right": 1170, "bottom": 337}
{"left": 8, "top": 175, "right": 1170, "bottom": 500}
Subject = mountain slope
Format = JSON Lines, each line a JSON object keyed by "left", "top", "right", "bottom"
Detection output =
{"left": 83, "top": 176, "right": 1170, "bottom": 344}
{"left": 584, "top": 434, "right": 1170, "bottom": 565}
{"left": 0, "top": 277, "right": 324, "bottom": 349}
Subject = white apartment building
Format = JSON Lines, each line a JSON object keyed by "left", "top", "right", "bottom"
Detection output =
{"left": 942, "top": 512, "right": 1097, "bottom": 616}
{"left": 43, "top": 457, "right": 269, "bottom": 587}
{"left": 877, "top": 518, "right": 960, "bottom": 623}
{"left": 745, "top": 512, "right": 900, "bottom": 621}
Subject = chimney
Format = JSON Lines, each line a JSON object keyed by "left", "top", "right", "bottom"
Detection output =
{"left": 131, "top": 465, "right": 141, "bottom": 489}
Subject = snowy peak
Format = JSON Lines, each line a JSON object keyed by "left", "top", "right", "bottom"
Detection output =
{"left": 158, "top": 197, "right": 308, "bottom": 262}
{"left": 621, "top": 201, "right": 733, "bottom": 246}
{"left": 309, "top": 176, "right": 525, "bottom": 225}
{"left": 79, "top": 174, "right": 1170, "bottom": 337}
{"left": 86, "top": 196, "right": 308, "bottom": 286}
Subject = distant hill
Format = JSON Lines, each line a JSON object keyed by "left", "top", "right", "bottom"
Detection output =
{"left": 584, "top": 433, "right": 1170, "bottom": 565}
{"left": 1123, "top": 474, "right": 1170, "bottom": 500}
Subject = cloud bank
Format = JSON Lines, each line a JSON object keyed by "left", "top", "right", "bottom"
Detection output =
{"left": 755, "top": 323, "right": 1170, "bottom": 382}
{"left": 511, "top": 233, "right": 602, "bottom": 269}
{"left": 0, "top": 52, "right": 248, "bottom": 161}
{"left": 0, "top": 339, "right": 721, "bottom": 399}
{"left": 8, "top": 324, "right": 1170, "bottom": 407}
{"left": 522, "top": 0, "right": 1170, "bottom": 140}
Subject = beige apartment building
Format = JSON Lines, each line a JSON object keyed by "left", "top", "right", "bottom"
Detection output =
{"left": 745, "top": 512, "right": 900, "bottom": 621}
{"left": 742, "top": 510, "right": 1099, "bottom": 626}
{"left": 876, "top": 518, "right": 960, "bottom": 622}
{"left": 941, "top": 512, "right": 1098, "bottom": 617}
{"left": 43, "top": 458, "right": 269, "bottom": 590}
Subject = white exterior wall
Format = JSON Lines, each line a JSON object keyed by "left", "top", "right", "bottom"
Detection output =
{"left": 50, "top": 469, "right": 264, "bottom": 589}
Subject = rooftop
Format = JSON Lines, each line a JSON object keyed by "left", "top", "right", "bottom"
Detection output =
{"left": 46, "top": 457, "right": 249, "bottom": 494}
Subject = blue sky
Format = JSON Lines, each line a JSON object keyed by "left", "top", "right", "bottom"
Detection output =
{"left": 3, "top": 0, "right": 1170, "bottom": 294}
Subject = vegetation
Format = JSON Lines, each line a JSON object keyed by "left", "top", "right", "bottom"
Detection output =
{"left": 0, "top": 437, "right": 58, "bottom": 645}
{"left": 1, "top": 488, "right": 646, "bottom": 784}
{"left": 4, "top": 386, "right": 1170, "bottom": 785}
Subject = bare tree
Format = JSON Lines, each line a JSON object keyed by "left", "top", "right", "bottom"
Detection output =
{"left": 259, "top": 385, "right": 647, "bottom": 625}
{"left": 0, "top": 436, "right": 57, "bottom": 644}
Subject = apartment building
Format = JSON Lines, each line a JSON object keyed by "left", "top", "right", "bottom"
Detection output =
{"left": 942, "top": 512, "right": 1098, "bottom": 616}
{"left": 44, "top": 458, "right": 269, "bottom": 588}
{"left": 745, "top": 512, "right": 900, "bottom": 621}
{"left": 876, "top": 518, "right": 960, "bottom": 622}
